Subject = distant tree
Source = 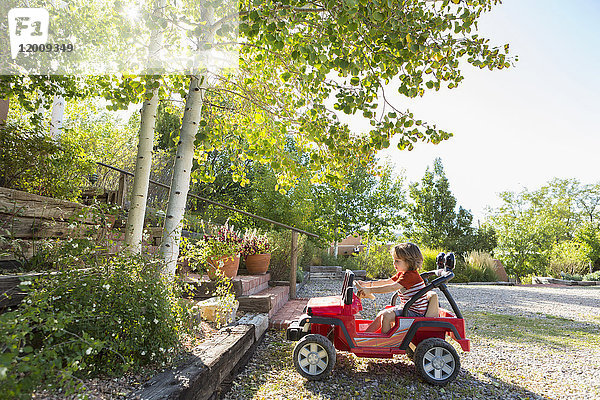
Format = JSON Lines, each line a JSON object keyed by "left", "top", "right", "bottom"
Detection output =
{"left": 406, "top": 158, "right": 473, "bottom": 250}
{"left": 488, "top": 178, "right": 600, "bottom": 278}
{"left": 362, "top": 164, "right": 406, "bottom": 246}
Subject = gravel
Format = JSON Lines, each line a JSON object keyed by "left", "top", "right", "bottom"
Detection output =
{"left": 223, "top": 279, "right": 600, "bottom": 400}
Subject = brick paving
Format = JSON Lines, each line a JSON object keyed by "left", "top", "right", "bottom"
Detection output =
{"left": 269, "top": 298, "right": 308, "bottom": 329}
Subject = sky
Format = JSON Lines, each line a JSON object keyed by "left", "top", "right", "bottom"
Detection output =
{"left": 375, "top": 0, "right": 600, "bottom": 222}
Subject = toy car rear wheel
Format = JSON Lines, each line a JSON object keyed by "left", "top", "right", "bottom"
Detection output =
{"left": 414, "top": 338, "right": 460, "bottom": 386}
{"left": 293, "top": 334, "right": 336, "bottom": 380}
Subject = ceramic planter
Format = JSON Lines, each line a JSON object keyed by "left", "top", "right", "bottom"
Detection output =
{"left": 245, "top": 253, "right": 271, "bottom": 275}
{"left": 207, "top": 254, "right": 240, "bottom": 280}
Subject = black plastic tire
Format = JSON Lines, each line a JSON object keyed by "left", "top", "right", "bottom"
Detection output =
{"left": 293, "top": 334, "right": 336, "bottom": 380}
{"left": 414, "top": 338, "right": 460, "bottom": 386}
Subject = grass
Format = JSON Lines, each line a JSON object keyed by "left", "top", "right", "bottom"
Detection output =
{"left": 465, "top": 311, "right": 600, "bottom": 350}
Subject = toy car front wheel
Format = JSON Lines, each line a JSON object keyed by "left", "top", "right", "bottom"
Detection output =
{"left": 293, "top": 334, "right": 336, "bottom": 380}
{"left": 414, "top": 338, "right": 460, "bottom": 386}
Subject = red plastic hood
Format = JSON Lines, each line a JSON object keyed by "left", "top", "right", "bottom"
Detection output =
{"left": 307, "top": 295, "right": 344, "bottom": 315}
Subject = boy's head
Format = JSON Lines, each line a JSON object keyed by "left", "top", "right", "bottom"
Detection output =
{"left": 390, "top": 242, "right": 423, "bottom": 271}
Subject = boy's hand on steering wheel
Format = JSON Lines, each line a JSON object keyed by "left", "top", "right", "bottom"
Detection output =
{"left": 357, "top": 287, "right": 375, "bottom": 300}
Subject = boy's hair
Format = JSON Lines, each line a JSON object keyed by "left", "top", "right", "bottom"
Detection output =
{"left": 391, "top": 242, "right": 423, "bottom": 271}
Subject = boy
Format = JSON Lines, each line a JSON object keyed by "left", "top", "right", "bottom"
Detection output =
{"left": 356, "top": 242, "right": 428, "bottom": 334}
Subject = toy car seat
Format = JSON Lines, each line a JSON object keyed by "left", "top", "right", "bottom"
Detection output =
{"left": 424, "top": 291, "right": 439, "bottom": 318}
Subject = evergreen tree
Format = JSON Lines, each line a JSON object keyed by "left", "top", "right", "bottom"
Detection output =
{"left": 406, "top": 158, "right": 473, "bottom": 250}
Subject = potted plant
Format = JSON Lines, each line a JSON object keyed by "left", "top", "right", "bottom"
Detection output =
{"left": 241, "top": 230, "right": 271, "bottom": 275}
{"left": 190, "top": 225, "right": 242, "bottom": 280}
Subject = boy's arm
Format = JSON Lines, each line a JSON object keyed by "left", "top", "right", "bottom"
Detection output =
{"left": 368, "top": 281, "right": 402, "bottom": 294}
{"left": 357, "top": 278, "right": 395, "bottom": 288}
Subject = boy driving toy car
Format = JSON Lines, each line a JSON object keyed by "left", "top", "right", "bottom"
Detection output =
{"left": 356, "top": 242, "right": 428, "bottom": 333}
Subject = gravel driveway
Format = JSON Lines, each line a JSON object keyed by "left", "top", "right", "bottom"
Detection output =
{"left": 224, "top": 279, "right": 600, "bottom": 400}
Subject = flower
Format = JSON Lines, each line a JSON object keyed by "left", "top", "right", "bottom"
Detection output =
{"left": 241, "top": 230, "right": 271, "bottom": 257}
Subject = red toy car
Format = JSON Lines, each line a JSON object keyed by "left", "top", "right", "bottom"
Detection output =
{"left": 286, "top": 269, "right": 470, "bottom": 386}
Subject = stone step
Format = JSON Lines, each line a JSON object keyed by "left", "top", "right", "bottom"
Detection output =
{"left": 183, "top": 273, "right": 270, "bottom": 299}
{"left": 269, "top": 298, "right": 309, "bottom": 330}
{"left": 238, "top": 285, "right": 289, "bottom": 318}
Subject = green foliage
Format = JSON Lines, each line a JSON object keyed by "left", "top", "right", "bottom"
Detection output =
{"left": 0, "top": 204, "right": 123, "bottom": 274}
{"left": 266, "top": 230, "right": 307, "bottom": 281}
{"left": 313, "top": 162, "right": 405, "bottom": 244}
{"left": 181, "top": 224, "right": 242, "bottom": 272}
{"left": 406, "top": 158, "right": 474, "bottom": 252}
{"left": 298, "top": 238, "right": 320, "bottom": 268}
{"left": 421, "top": 247, "right": 445, "bottom": 272}
{"left": 0, "top": 122, "right": 94, "bottom": 201}
{"left": 208, "top": 268, "right": 239, "bottom": 328}
{"left": 0, "top": 254, "right": 192, "bottom": 398}
{"left": 356, "top": 246, "right": 396, "bottom": 279}
{"left": 583, "top": 270, "right": 600, "bottom": 281}
{"left": 465, "top": 251, "right": 498, "bottom": 281}
{"left": 318, "top": 252, "right": 362, "bottom": 270}
{"left": 549, "top": 240, "right": 591, "bottom": 277}
{"left": 319, "top": 244, "right": 396, "bottom": 279}
{"left": 452, "top": 258, "right": 497, "bottom": 283}
{"left": 560, "top": 272, "right": 583, "bottom": 281}
{"left": 489, "top": 178, "right": 600, "bottom": 279}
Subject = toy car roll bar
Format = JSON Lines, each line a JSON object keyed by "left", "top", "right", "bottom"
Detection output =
{"left": 342, "top": 270, "right": 355, "bottom": 305}
{"left": 392, "top": 270, "right": 463, "bottom": 318}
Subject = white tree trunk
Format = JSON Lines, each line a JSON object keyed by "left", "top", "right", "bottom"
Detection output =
{"left": 124, "top": 88, "right": 159, "bottom": 253}
{"left": 333, "top": 226, "right": 339, "bottom": 257}
{"left": 49, "top": 94, "right": 64, "bottom": 139}
{"left": 160, "top": 75, "right": 205, "bottom": 275}
{"left": 0, "top": 98, "right": 9, "bottom": 124}
{"left": 123, "top": 0, "right": 165, "bottom": 254}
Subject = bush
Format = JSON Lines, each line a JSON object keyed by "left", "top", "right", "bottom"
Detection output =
{"left": 355, "top": 245, "right": 395, "bottom": 279}
{"left": 583, "top": 270, "right": 600, "bottom": 281}
{"left": 298, "top": 238, "right": 320, "bottom": 268}
{"left": 266, "top": 230, "right": 306, "bottom": 281}
{"left": 450, "top": 252, "right": 498, "bottom": 283}
{"left": 0, "top": 254, "right": 194, "bottom": 398}
{"left": 0, "top": 122, "right": 94, "bottom": 201}
{"left": 420, "top": 247, "right": 445, "bottom": 271}
{"left": 561, "top": 272, "right": 583, "bottom": 281}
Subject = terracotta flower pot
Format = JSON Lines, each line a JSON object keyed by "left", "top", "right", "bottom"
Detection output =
{"left": 245, "top": 253, "right": 271, "bottom": 275}
{"left": 207, "top": 254, "right": 240, "bottom": 280}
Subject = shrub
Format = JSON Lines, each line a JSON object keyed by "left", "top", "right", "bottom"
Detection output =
{"left": 450, "top": 252, "right": 498, "bottom": 283}
{"left": 420, "top": 247, "right": 445, "bottom": 271}
{"left": 583, "top": 270, "right": 600, "bottom": 281}
{"left": 561, "top": 272, "right": 583, "bottom": 281}
{"left": 298, "top": 238, "right": 320, "bottom": 268}
{"left": 355, "top": 245, "right": 395, "bottom": 279}
{"left": 465, "top": 251, "right": 498, "bottom": 282}
{"left": 266, "top": 230, "right": 306, "bottom": 281}
{"left": 0, "top": 122, "right": 94, "bottom": 202}
{"left": 0, "top": 254, "right": 194, "bottom": 398}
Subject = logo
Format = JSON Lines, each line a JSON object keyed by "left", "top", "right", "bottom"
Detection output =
{"left": 8, "top": 8, "right": 49, "bottom": 59}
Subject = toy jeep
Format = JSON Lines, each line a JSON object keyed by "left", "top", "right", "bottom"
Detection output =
{"left": 286, "top": 269, "right": 470, "bottom": 386}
